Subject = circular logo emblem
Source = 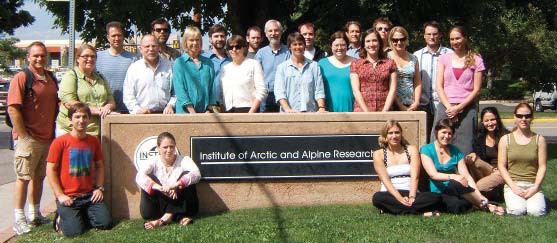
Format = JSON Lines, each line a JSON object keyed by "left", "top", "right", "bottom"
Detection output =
{"left": 134, "top": 136, "right": 179, "bottom": 170}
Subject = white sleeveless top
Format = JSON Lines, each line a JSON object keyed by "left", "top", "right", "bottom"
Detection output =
{"left": 379, "top": 145, "right": 411, "bottom": 191}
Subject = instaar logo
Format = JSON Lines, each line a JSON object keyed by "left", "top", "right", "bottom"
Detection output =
{"left": 133, "top": 136, "right": 180, "bottom": 170}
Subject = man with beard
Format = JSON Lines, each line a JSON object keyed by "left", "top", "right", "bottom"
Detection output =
{"left": 298, "top": 22, "right": 328, "bottom": 61}
{"left": 123, "top": 35, "right": 175, "bottom": 114}
{"left": 255, "top": 19, "right": 291, "bottom": 112}
{"left": 150, "top": 18, "right": 181, "bottom": 62}
{"left": 96, "top": 21, "right": 137, "bottom": 113}
{"left": 202, "top": 24, "right": 230, "bottom": 110}
{"left": 246, "top": 26, "right": 263, "bottom": 59}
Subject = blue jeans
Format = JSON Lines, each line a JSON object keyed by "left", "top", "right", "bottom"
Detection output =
{"left": 56, "top": 192, "right": 112, "bottom": 237}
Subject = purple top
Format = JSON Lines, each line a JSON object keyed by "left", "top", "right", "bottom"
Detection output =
{"left": 438, "top": 53, "right": 485, "bottom": 103}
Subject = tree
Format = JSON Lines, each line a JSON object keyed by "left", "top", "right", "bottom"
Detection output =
{"left": 37, "top": 0, "right": 557, "bottom": 86}
{"left": 0, "top": 0, "right": 35, "bottom": 35}
{"left": 0, "top": 37, "right": 26, "bottom": 74}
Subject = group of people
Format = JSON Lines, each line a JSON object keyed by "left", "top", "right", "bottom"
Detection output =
{"left": 6, "top": 16, "right": 548, "bottom": 237}
{"left": 373, "top": 103, "right": 547, "bottom": 217}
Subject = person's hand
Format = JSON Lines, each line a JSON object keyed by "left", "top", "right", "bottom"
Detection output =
{"left": 524, "top": 186, "right": 540, "bottom": 199}
{"left": 161, "top": 185, "right": 172, "bottom": 193}
{"left": 511, "top": 185, "right": 527, "bottom": 198}
{"left": 396, "top": 195, "right": 412, "bottom": 207}
{"left": 136, "top": 107, "right": 150, "bottom": 114}
{"left": 285, "top": 108, "right": 299, "bottom": 113}
{"left": 99, "top": 105, "right": 112, "bottom": 118}
{"left": 57, "top": 194, "right": 73, "bottom": 206}
{"left": 317, "top": 107, "right": 328, "bottom": 113}
{"left": 465, "top": 153, "right": 477, "bottom": 165}
{"left": 408, "top": 196, "right": 416, "bottom": 205}
{"left": 163, "top": 105, "right": 174, "bottom": 114}
{"left": 168, "top": 189, "right": 178, "bottom": 200}
{"left": 408, "top": 103, "right": 418, "bottom": 111}
{"left": 445, "top": 105, "right": 461, "bottom": 119}
{"left": 91, "top": 188, "right": 104, "bottom": 203}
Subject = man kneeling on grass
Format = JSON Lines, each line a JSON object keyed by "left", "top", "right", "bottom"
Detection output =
{"left": 46, "top": 103, "right": 112, "bottom": 236}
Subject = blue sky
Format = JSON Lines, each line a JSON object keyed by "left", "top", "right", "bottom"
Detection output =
{"left": 11, "top": 0, "right": 69, "bottom": 40}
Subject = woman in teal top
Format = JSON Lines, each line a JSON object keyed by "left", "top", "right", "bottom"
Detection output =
{"left": 173, "top": 26, "right": 216, "bottom": 113}
{"left": 420, "top": 118, "right": 504, "bottom": 214}
{"left": 318, "top": 31, "right": 354, "bottom": 112}
{"left": 57, "top": 44, "right": 115, "bottom": 137}
{"left": 387, "top": 26, "right": 421, "bottom": 111}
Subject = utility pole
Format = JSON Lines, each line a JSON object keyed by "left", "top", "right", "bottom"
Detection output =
{"left": 47, "top": 0, "right": 74, "bottom": 68}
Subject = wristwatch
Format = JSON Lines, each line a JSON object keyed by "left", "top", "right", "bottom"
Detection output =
{"left": 96, "top": 186, "right": 105, "bottom": 192}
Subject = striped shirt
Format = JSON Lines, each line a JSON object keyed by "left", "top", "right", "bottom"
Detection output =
{"left": 413, "top": 46, "right": 452, "bottom": 106}
{"left": 96, "top": 49, "right": 137, "bottom": 112}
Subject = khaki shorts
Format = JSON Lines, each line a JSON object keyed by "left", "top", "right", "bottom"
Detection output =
{"left": 14, "top": 136, "right": 51, "bottom": 180}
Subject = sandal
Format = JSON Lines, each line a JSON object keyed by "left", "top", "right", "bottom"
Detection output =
{"left": 480, "top": 200, "right": 505, "bottom": 216}
{"left": 52, "top": 212, "right": 61, "bottom": 233}
{"left": 423, "top": 211, "right": 441, "bottom": 217}
{"left": 179, "top": 217, "right": 193, "bottom": 226}
{"left": 144, "top": 218, "right": 166, "bottom": 230}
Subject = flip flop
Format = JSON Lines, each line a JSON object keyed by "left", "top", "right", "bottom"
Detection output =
{"left": 144, "top": 219, "right": 165, "bottom": 230}
{"left": 179, "top": 217, "right": 193, "bottom": 226}
{"left": 423, "top": 211, "right": 441, "bottom": 217}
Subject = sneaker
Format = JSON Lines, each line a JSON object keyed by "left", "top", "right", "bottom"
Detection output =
{"left": 29, "top": 214, "right": 50, "bottom": 226}
{"left": 13, "top": 220, "right": 31, "bottom": 235}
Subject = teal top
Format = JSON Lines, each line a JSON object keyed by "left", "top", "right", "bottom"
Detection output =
{"left": 419, "top": 143, "right": 464, "bottom": 193}
{"left": 172, "top": 53, "right": 216, "bottom": 113}
{"left": 318, "top": 58, "right": 354, "bottom": 112}
{"left": 395, "top": 52, "right": 418, "bottom": 105}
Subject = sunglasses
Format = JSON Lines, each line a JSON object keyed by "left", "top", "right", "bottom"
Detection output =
{"left": 515, "top": 113, "right": 532, "bottom": 119}
{"left": 391, "top": 37, "right": 407, "bottom": 43}
{"left": 154, "top": 28, "right": 169, "bottom": 33}
{"left": 227, "top": 45, "right": 243, "bottom": 50}
{"left": 376, "top": 27, "right": 389, "bottom": 32}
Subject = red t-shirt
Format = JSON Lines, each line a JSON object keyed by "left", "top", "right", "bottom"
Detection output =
{"left": 47, "top": 133, "right": 103, "bottom": 196}
{"left": 7, "top": 70, "right": 58, "bottom": 141}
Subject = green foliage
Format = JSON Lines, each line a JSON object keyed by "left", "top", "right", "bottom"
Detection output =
{"left": 16, "top": 152, "right": 557, "bottom": 243}
{"left": 35, "top": 0, "right": 557, "bottom": 86}
{"left": 0, "top": 37, "right": 26, "bottom": 74}
{"left": 0, "top": 0, "right": 35, "bottom": 35}
{"left": 482, "top": 80, "right": 531, "bottom": 100}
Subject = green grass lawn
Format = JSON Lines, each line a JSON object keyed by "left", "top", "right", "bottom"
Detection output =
{"left": 17, "top": 148, "right": 557, "bottom": 243}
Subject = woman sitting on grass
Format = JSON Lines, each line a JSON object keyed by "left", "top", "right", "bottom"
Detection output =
{"left": 420, "top": 118, "right": 505, "bottom": 215}
{"left": 498, "top": 103, "right": 547, "bottom": 216}
{"left": 136, "top": 132, "right": 201, "bottom": 229}
{"left": 465, "top": 107, "right": 509, "bottom": 201}
{"left": 372, "top": 120, "right": 442, "bottom": 215}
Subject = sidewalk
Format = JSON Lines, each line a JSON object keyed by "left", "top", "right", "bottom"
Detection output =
{"left": 0, "top": 181, "right": 56, "bottom": 243}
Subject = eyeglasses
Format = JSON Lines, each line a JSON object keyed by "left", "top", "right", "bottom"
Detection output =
{"left": 515, "top": 113, "right": 532, "bottom": 119}
{"left": 391, "top": 37, "right": 407, "bottom": 43}
{"left": 154, "top": 28, "right": 169, "bottom": 33}
{"left": 80, "top": 55, "right": 96, "bottom": 59}
{"left": 227, "top": 45, "right": 243, "bottom": 51}
{"left": 376, "top": 27, "right": 389, "bottom": 32}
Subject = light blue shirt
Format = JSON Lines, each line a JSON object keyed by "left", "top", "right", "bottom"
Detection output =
{"left": 96, "top": 49, "right": 137, "bottom": 112}
{"left": 274, "top": 58, "right": 325, "bottom": 112}
{"left": 413, "top": 45, "right": 452, "bottom": 106}
{"left": 347, "top": 45, "right": 361, "bottom": 59}
{"left": 254, "top": 45, "right": 291, "bottom": 92}
{"left": 172, "top": 53, "right": 216, "bottom": 113}
{"left": 201, "top": 49, "right": 230, "bottom": 104}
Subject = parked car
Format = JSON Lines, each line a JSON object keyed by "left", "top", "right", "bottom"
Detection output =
{"left": 532, "top": 82, "right": 557, "bottom": 112}
{"left": 0, "top": 78, "right": 9, "bottom": 113}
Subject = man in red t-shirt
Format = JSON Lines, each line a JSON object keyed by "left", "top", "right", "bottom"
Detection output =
{"left": 8, "top": 42, "right": 58, "bottom": 235}
{"left": 46, "top": 103, "right": 112, "bottom": 237}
